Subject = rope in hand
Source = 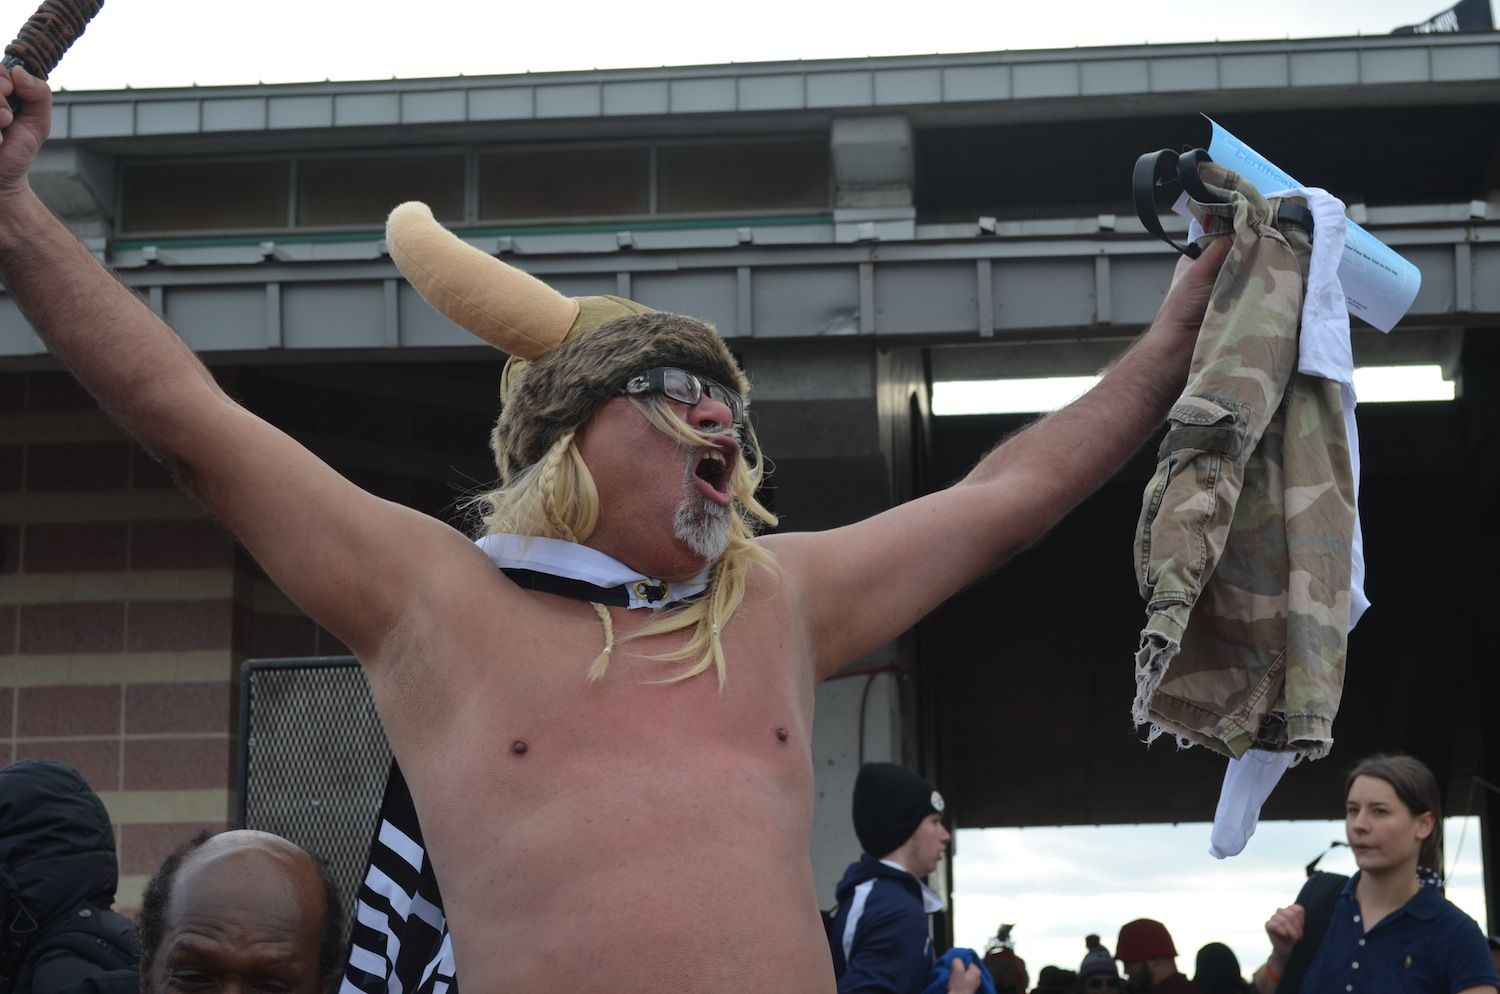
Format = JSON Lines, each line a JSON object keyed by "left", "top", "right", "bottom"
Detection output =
{"left": 3, "top": 0, "right": 104, "bottom": 111}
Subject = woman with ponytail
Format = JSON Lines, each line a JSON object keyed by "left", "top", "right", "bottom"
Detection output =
{"left": 1255, "top": 754, "right": 1498, "bottom": 994}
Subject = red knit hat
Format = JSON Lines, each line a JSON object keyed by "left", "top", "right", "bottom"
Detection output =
{"left": 1115, "top": 919, "right": 1177, "bottom": 960}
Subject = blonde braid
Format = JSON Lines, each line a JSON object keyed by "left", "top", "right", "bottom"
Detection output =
{"left": 587, "top": 600, "right": 616, "bottom": 681}
{"left": 539, "top": 429, "right": 580, "bottom": 542}
{"left": 533, "top": 428, "right": 620, "bottom": 676}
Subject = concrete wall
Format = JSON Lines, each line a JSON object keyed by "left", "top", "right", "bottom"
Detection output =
{"left": 810, "top": 663, "right": 903, "bottom": 907}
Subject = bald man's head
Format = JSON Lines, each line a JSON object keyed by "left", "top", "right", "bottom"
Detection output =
{"left": 139, "top": 830, "right": 344, "bottom": 994}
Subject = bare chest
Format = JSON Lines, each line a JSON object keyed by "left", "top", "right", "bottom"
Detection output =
{"left": 369, "top": 580, "right": 816, "bottom": 815}
{"left": 357, "top": 575, "right": 830, "bottom": 992}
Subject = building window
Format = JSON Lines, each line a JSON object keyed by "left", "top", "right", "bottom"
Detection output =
{"left": 298, "top": 155, "right": 465, "bottom": 227}
{"left": 657, "top": 140, "right": 829, "bottom": 214}
{"left": 479, "top": 147, "right": 651, "bottom": 221}
{"left": 120, "top": 160, "right": 291, "bottom": 233}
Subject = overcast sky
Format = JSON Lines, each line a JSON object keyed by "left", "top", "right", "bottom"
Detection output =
{"left": 20, "top": 0, "right": 1494, "bottom": 92}
{"left": 952, "top": 817, "right": 1490, "bottom": 978}
{"left": 19, "top": 0, "right": 1492, "bottom": 977}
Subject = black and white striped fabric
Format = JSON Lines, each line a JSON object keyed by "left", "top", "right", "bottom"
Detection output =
{"left": 340, "top": 760, "right": 456, "bottom": 994}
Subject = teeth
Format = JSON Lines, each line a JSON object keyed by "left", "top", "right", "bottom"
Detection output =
{"left": 702, "top": 451, "right": 726, "bottom": 467}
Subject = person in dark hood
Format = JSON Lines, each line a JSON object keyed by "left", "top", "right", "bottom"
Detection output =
{"left": 1191, "top": 943, "right": 1250, "bottom": 994}
{"left": 0, "top": 759, "right": 138, "bottom": 994}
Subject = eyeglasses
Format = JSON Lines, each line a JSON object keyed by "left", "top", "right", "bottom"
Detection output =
{"left": 622, "top": 367, "right": 744, "bottom": 424}
{"left": 1085, "top": 978, "right": 1121, "bottom": 990}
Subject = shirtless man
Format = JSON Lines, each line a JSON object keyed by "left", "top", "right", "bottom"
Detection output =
{"left": 0, "top": 66, "right": 1228, "bottom": 993}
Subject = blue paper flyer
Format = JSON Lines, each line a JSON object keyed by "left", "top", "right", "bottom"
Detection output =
{"left": 1180, "top": 117, "right": 1422, "bottom": 333}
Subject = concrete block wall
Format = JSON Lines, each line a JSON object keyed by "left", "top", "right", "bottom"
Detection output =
{"left": 0, "top": 362, "right": 494, "bottom": 913}
{"left": 0, "top": 371, "right": 237, "bottom": 912}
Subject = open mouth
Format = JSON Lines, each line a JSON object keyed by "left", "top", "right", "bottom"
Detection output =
{"left": 691, "top": 442, "right": 737, "bottom": 504}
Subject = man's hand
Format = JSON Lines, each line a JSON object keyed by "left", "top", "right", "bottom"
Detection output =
{"left": 946, "top": 956, "right": 982, "bottom": 994}
{"left": 1264, "top": 902, "right": 1305, "bottom": 960}
{"left": 1153, "top": 235, "right": 1232, "bottom": 345}
{"left": 0, "top": 64, "right": 52, "bottom": 202}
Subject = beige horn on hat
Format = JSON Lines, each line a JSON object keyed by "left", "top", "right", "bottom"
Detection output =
{"left": 385, "top": 201, "right": 581, "bottom": 361}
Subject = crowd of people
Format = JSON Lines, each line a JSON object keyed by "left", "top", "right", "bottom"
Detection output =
{"left": 979, "top": 925, "right": 1286, "bottom": 994}
{"left": 828, "top": 758, "right": 1500, "bottom": 994}
{"left": 976, "top": 926, "right": 1254, "bottom": 994}
{"left": 4, "top": 751, "right": 1499, "bottom": 993}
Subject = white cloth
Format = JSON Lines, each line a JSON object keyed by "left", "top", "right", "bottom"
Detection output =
{"left": 879, "top": 859, "right": 946, "bottom": 913}
{"left": 1196, "top": 188, "right": 1370, "bottom": 859}
{"left": 1208, "top": 748, "right": 1296, "bottom": 859}
{"left": 474, "top": 533, "right": 711, "bottom": 610}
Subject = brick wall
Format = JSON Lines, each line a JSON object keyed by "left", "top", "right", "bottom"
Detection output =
{"left": 0, "top": 371, "right": 237, "bottom": 911}
{"left": 0, "top": 362, "right": 496, "bottom": 913}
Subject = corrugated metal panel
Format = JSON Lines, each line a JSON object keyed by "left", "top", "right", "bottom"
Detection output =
{"left": 603, "top": 80, "right": 670, "bottom": 116}
{"left": 807, "top": 71, "right": 873, "bottom": 108}
{"left": 668, "top": 78, "right": 737, "bottom": 113}
{"left": 1220, "top": 52, "right": 1289, "bottom": 89}
{"left": 283, "top": 283, "right": 386, "bottom": 349}
{"left": 400, "top": 89, "right": 467, "bottom": 123}
{"left": 1081, "top": 60, "right": 1150, "bottom": 96}
{"left": 165, "top": 286, "right": 268, "bottom": 352}
{"left": 137, "top": 100, "right": 200, "bottom": 135}
{"left": 67, "top": 102, "right": 133, "bottom": 138}
{"left": 0, "top": 300, "right": 42, "bottom": 355}
{"left": 535, "top": 83, "right": 602, "bottom": 118}
{"left": 3, "top": 219, "right": 1494, "bottom": 358}
{"left": 1360, "top": 48, "right": 1430, "bottom": 84}
{"left": 1290, "top": 50, "right": 1361, "bottom": 87}
{"left": 334, "top": 93, "right": 401, "bottom": 127}
{"left": 268, "top": 95, "right": 334, "bottom": 129}
{"left": 738, "top": 74, "right": 805, "bottom": 111}
{"left": 202, "top": 97, "right": 268, "bottom": 132}
{"left": 1150, "top": 56, "right": 1218, "bottom": 92}
{"left": 1433, "top": 43, "right": 1500, "bottom": 80}
{"left": 468, "top": 86, "right": 534, "bottom": 120}
{"left": 941, "top": 64, "right": 1009, "bottom": 102}
{"left": 874, "top": 69, "right": 942, "bottom": 106}
{"left": 1012, "top": 61, "right": 1078, "bottom": 99}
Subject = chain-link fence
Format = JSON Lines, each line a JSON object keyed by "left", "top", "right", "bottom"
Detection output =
{"left": 237, "top": 657, "right": 390, "bottom": 917}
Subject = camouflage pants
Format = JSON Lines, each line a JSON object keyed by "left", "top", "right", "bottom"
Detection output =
{"left": 1132, "top": 163, "right": 1356, "bottom": 761}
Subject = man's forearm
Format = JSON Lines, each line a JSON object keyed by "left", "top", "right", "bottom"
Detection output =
{"left": 0, "top": 189, "right": 226, "bottom": 460}
{"left": 957, "top": 236, "right": 1227, "bottom": 542}
{"left": 965, "top": 317, "right": 1193, "bottom": 502}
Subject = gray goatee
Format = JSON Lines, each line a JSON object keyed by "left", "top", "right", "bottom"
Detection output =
{"left": 675, "top": 456, "right": 732, "bottom": 560}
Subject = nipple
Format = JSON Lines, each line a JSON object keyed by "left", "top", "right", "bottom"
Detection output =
{"left": 510, "top": 739, "right": 529, "bottom": 756}
{"left": 776, "top": 727, "right": 789, "bottom": 743}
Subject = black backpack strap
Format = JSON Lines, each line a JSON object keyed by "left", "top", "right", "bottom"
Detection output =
{"left": 1277, "top": 871, "right": 1348, "bottom": 994}
{"left": 1131, "top": 148, "right": 1202, "bottom": 259}
{"left": 1176, "top": 148, "right": 1224, "bottom": 207}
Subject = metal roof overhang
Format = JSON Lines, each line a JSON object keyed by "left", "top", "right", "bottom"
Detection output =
{"left": 39, "top": 33, "right": 1500, "bottom": 151}
{"left": 2, "top": 212, "right": 1495, "bottom": 360}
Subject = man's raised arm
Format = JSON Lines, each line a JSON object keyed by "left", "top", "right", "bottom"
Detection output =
{"left": 766, "top": 237, "right": 1232, "bottom": 678}
{"left": 0, "top": 66, "right": 470, "bottom": 660}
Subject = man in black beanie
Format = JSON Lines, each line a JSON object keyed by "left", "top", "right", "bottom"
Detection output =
{"left": 829, "top": 762, "right": 975, "bottom": 994}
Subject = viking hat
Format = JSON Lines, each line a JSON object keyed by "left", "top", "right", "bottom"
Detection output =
{"left": 386, "top": 202, "right": 748, "bottom": 482}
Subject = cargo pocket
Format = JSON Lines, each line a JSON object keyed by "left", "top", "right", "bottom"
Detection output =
{"left": 1135, "top": 397, "right": 1244, "bottom": 597}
